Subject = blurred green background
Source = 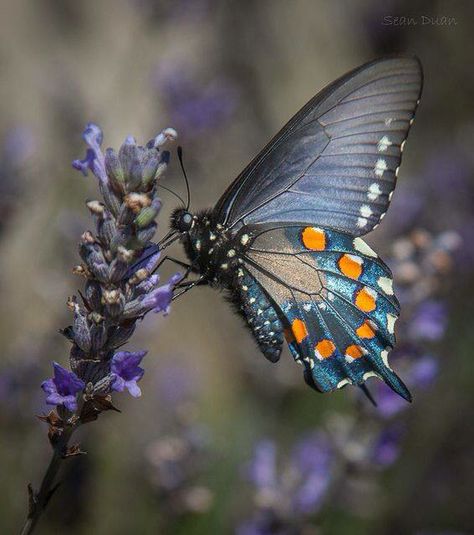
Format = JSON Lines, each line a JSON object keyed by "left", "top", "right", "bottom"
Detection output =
{"left": 1, "top": 1, "right": 473, "bottom": 533}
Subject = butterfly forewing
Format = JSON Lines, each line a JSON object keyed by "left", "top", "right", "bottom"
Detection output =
{"left": 215, "top": 56, "right": 422, "bottom": 237}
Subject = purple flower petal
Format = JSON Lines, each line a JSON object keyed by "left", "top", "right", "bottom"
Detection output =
{"left": 142, "top": 272, "right": 182, "bottom": 314}
{"left": 129, "top": 244, "right": 161, "bottom": 276}
{"left": 41, "top": 362, "right": 84, "bottom": 411}
{"left": 111, "top": 350, "right": 146, "bottom": 397}
{"left": 72, "top": 123, "right": 107, "bottom": 184}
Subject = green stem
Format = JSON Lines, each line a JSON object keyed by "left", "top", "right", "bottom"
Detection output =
{"left": 20, "top": 426, "right": 75, "bottom": 535}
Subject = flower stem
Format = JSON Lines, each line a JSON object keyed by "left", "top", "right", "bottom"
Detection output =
{"left": 20, "top": 426, "right": 75, "bottom": 535}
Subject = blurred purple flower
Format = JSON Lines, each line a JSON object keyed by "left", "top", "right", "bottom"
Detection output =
{"left": 41, "top": 362, "right": 85, "bottom": 411}
{"left": 386, "top": 183, "right": 424, "bottom": 233}
{"left": 153, "top": 65, "right": 237, "bottom": 138}
{"left": 423, "top": 149, "right": 472, "bottom": 204}
{"left": 248, "top": 440, "right": 277, "bottom": 490}
{"left": 291, "top": 432, "right": 333, "bottom": 514}
{"left": 376, "top": 382, "right": 408, "bottom": 418}
{"left": 111, "top": 350, "right": 147, "bottom": 397}
{"left": 410, "top": 301, "right": 447, "bottom": 341}
{"left": 410, "top": 356, "right": 439, "bottom": 388}
{"left": 373, "top": 425, "right": 403, "bottom": 466}
{"left": 376, "top": 355, "right": 439, "bottom": 417}
{"left": 2, "top": 125, "right": 36, "bottom": 166}
{"left": 156, "top": 362, "right": 199, "bottom": 406}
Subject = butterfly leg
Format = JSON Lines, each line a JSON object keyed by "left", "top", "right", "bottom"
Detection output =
{"left": 172, "top": 275, "right": 207, "bottom": 301}
{"left": 155, "top": 255, "right": 192, "bottom": 272}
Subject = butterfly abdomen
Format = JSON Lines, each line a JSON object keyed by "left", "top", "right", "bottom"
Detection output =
{"left": 231, "top": 268, "right": 284, "bottom": 363}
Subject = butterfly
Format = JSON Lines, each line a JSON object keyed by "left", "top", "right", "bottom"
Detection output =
{"left": 157, "top": 56, "right": 423, "bottom": 402}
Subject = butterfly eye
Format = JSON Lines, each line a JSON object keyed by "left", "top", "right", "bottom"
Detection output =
{"left": 180, "top": 212, "right": 193, "bottom": 230}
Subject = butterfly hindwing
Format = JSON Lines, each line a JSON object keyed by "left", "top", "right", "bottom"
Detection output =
{"left": 215, "top": 56, "right": 422, "bottom": 237}
{"left": 240, "top": 224, "right": 410, "bottom": 400}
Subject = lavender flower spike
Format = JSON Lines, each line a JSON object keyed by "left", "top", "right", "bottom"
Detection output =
{"left": 24, "top": 123, "right": 179, "bottom": 533}
{"left": 111, "top": 350, "right": 147, "bottom": 397}
{"left": 41, "top": 362, "right": 85, "bottom": 411}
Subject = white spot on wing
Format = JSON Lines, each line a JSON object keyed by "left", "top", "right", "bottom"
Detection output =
{"left": 363, "top": 371, "right": 381, "bottom": 381}
{"left": 386, "top": 313, "right": 397, "bottom": 334}
{"left": 357, "top": 217, "right": 368, "bottom": 228}
{"left": 368, "top": 182, "right": 382, "bottom": 201}
{"left": 375, "top": 159, "right": 387, "bottom": 177}
{"left": 377, "top": 135, "right": 392, "bottom": 152}
{"left": 240, "top": 234, "right": 249, "bottom": 245}
{"left": 227, "top": 249, "right": 236, "bottom": 257}
{"left": 377, "top": 276, "right": 394, "bottom": 295}
{"left": 400, "top": 140, "right": 406, "bottom": 152}
{"left": 381, "top": 348, "right": 392, "bottom": 370}
{"left": 385, "top": 118, "right": 393, "bottom": 126}
{"left": 337, "top": 378, "right": 352, "bottom": 389}
{"left": 353, "top": 238, "right": 378, "bottom": 258}
{"left": 360, "top": 205, "right": 373, "bottom": 218}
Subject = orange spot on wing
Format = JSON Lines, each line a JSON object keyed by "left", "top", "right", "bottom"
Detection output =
{"left": 345, "top": 344, "right": 364, "bottom": 360}
{"left": 356, "top": 319, "right": 376, "bottom": 339}
{"left": 302, "top": 227, "right": 326, "bottom": 251}
{"left": 291, "top": 319, "right": 308, "bottom": 344}
{"left": 355, "top": 287, "right": 377, "bottom": 312}
{"left": 315, "top": 339, "right": 336, "bottom": 360}
{"left": 338, "top": 254, "right": 363, "bottom": 280}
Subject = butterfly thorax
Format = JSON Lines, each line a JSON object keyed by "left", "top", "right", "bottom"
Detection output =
{"left": 171, "top": 208, "right": 247, "bottom": 286}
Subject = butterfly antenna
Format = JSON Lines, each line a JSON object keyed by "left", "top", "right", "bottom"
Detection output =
{"left": 157, "top": 183, "right": 186, "bottom": 206}
{"left": 359, "top": 383, "right": 377, "bottom": 407}
{"left": 177, "top": 146, "right": 191, "bottom": 210}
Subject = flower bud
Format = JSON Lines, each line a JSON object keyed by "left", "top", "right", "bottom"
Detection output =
{"left": 135, "top": 199, "right": 161, "bottom": 228}
{"left": 73, "top": 308, "right": 92, "bottom": 353}
{"left": 86, "top": 200, "right": 105, "bottom": 216}
{"left": 137, "top": 222, "right": 158, "bottom": 244}
{"left": 125, "top": 193, "right": 151, "bottom": 213}
{"left": 116, "top": 246, "right": 134, "bottom": 263}
{"left": 105, "top": 148, "right": 125, "bottom": 186}
{"left": 102, "top": 288, "right": 123, "bottom": 305}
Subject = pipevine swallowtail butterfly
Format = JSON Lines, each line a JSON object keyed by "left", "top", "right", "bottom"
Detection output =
{"left": 158, "top": 56, "right": 423, "bottom": 402}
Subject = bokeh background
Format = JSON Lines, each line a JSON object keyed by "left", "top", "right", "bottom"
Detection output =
{"left": 1, "top": 1, "right": 473, "bottom": 533}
